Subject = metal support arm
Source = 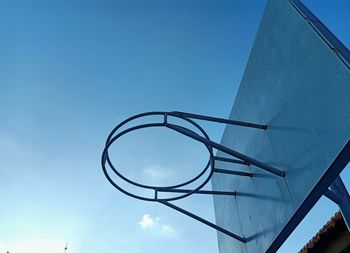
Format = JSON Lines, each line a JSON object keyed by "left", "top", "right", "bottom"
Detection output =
{"left": 166, "top": 123, "right": 285, "bottom": 177}
{"left": 157, "top": 188, "right": 236, "bottom": 196}
{"left": 214, "top": 168, "right": 253, "bottom": 177}
{"left": 102, "top": 110, "right": 285, "bottom": 245}
{"left": 169, "top": 111, "right": 267, "bottom": 130}
{"left": 214, "top": 156, "right": 249, "bottom": 165}
{"left": 325, "top": 176, "right": 350, "bottom": 231}
{"left": 159, "top": 200, "right": 246, "bottom": 243}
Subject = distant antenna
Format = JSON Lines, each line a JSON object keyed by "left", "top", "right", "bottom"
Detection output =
{"left": 64, "top": 243, "right": 68, "bottom": 253}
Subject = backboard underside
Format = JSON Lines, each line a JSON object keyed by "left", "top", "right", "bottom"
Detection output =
{"left": 211, "top": 0, "right": 350, "bottom": 252}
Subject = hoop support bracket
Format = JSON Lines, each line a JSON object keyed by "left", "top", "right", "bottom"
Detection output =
{"left": 101, "top": 111, "right": 286, "bottom": 244}
{"left": 159, "top": 200, "right": 247, "bottom": 243}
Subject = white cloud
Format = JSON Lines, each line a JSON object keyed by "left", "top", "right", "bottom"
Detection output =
{"left": 138, "top": 214, "right": 155, "bottom": 229}
{"left": 138, "top": 214, "right": 175, "bottom": 236}
{"left": 161, "top": 224, "right": 174, "bottom": 234}
{"left": 141, "top": 164, "right": 173, "bottom": 185}
{"left": 143, "top": 167, "right": 162, "bottom": 178}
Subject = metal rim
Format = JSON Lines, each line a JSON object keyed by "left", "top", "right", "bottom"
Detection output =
{"left": 101, "top": 111, "right": 215, "bottom": 201}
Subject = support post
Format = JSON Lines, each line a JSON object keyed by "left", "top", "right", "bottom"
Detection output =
{"left": 327, "top": 176, "right": 350, "bottom": 231}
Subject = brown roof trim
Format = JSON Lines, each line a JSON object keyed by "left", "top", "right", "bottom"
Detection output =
{"left": 299, "top": 211, "right": 345, "bottom": 253}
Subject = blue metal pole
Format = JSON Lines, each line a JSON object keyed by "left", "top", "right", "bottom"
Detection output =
{"left": 214, "top": 156, "right": 249, "bottom": 165}
{"left": 166, "top": 123, "right": 285, "bottom": 177}
{"left": 159, "top": 200, "right": 246, "bottom": 243}
{"left": 213, "top": 168, "right": 253, "bottom": 177}
{"left": 169, "top": 111, "right": 267, "bottom": 130}
{"left": 329, "top": 176, "right": 350, "bottom": 231}
{"left": 266, "top": 140, "right": 350, "bottom": 253}
{"left": 157, "top": 188, "right": 236, "bottom": 196}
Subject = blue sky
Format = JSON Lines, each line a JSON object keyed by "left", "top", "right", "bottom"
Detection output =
{"left": 0, "top": 0, "right": 349, "bottom": 253}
